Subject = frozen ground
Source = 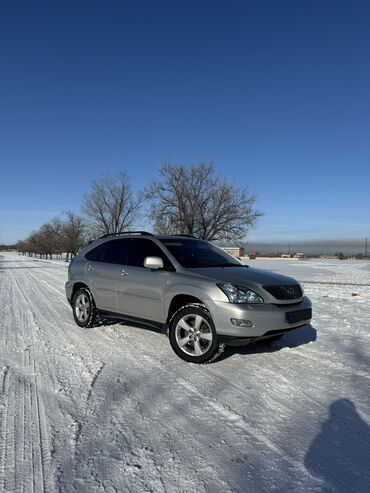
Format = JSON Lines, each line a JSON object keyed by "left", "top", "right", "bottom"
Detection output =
{"left": 0, "top": 252, "right": 370, "bottom": 492}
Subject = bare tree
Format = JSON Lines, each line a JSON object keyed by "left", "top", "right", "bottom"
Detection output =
{"left": 61, "top": 211, "right": 86, "bottom": 261}
{"left": 23, "top": 218, "right": 63, "bottom": 259}
{"left": 25, "top": 229, "right": 49, "bottom": 258}
{"left": 145, "top": 162, "right": 262, "bottom": 241}
{"left": 17, "top": 213, "right": 86, "bottom": 261}
{"left": 82, "top": 172, "right": 140, "bottom": 236}
{"left": 42, "top": 217, "right": 64, "bottom": 259}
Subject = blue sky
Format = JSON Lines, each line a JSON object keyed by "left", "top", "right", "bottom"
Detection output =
{"left": 1, "top": 0, "right": 369, "bottom": 244}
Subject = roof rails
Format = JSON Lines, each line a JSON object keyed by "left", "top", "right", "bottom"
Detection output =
{"left": 98, "top": 231, "right": 153, "bottom": 239}
{"left": 169, "top": 234, "right": 195, "bottom": 238}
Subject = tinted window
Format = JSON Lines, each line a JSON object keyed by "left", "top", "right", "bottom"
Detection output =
{"left": 85, "top": 243, "right": 105, "bottom": 262}
{"left": 160, "top": 239, "right": 242, "bottom": 268}
{"left": 127, "top": 239, "right": 174, "bottom": 270}
{"left": 101, "top": 240, "right": 129, "bottom": 264}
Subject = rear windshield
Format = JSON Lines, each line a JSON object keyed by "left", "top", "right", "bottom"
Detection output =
{"left": 160, "top": 239, "right": 243, "bottom": 268}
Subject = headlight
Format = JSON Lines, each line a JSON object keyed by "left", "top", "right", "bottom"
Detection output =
{"left": 217, "top": 283, "right": 264, "bottom": 304}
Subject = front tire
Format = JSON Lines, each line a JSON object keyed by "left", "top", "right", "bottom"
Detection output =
{"left": 168, "top": 304, "right": 224, "bottom": 363}
{"left": 72, "top": 287, "right": 97, "bottom": 328}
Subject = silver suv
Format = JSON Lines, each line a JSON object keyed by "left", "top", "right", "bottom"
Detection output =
{"left": 65, "top": 232, "right": 312, "bottom": 363}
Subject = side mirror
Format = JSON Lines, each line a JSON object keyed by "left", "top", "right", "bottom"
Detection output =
{"left": 144, "top": 256, "right": 164, "bottom": 270}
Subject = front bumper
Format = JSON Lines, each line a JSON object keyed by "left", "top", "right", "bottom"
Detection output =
{"left": 208, "top": 295, "right": 312, "bottom": 338}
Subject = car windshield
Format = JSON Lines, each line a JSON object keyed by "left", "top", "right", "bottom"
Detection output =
{"left": 160, "top": 238, "right": 245, "bottom": 268}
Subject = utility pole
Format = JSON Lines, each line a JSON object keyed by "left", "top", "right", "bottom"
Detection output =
{"left": 288, "top": 241, "right": 291, "bottom": 256}
{"left": 365, "top": 237, "right": 368, "bottom": 257}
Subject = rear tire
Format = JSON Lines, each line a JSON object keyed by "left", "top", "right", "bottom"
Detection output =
{"left": 72, "top": 287, "right": 97, "bottom": 328}
{"left": 168, "top": 304, "right": 224, "bottom": 363}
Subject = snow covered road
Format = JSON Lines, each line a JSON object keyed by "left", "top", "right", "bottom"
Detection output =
{"left": 0, "top": 253, "right": 370, "bottom": 492}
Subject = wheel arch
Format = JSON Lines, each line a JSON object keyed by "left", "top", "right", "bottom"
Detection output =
{"left": 166, "top": 293, "right": 207, "bottom": 324}
{"left": 72, "top": 282, "right": 90, "bottom": 300}
{"left": 167, "top": 300, "right": 225, "bottom": 363}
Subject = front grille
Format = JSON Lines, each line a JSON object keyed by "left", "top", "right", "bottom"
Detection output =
{"left": 264, "top": 284, "right": 303, "bottom": 300}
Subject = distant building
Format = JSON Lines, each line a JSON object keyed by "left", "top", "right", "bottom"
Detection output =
{"left": 222, "top": 246, "right": 246, "bottom": 257}
{"left": 293, "top": 253, "right": 305, "bottom": 258}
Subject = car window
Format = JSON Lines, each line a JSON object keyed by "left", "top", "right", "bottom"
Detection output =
{"left": 160, "top": 239, "right": 242, "bottom": 268}
{"left": 127, "top": 239, "right": 174, "bottom": 271}
{"left": 85, "top": 243, "right": 105, "bottom": 262}
{"left": 101, "top": 240, "right": 129, "bottom": 264}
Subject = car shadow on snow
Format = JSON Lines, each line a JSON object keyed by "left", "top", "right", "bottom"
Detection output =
{"left": 304, "top": 398, "right": 370, "bottom": 492}
{"left": 93, "top": 316, "right": 123, "bottom": 328}
{"left": 91, "top": 315, "right": 165, "bottom": 335}
{"left": 90, "top": 318, "right": 317, "bottom": 361}
{"left": 220, "top": 323, "right": 317, "bottom": 360}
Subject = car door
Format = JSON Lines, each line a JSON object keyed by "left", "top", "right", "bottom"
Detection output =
{"left": 85, "top": 239, "right": 129, "bottom": 312}
{"left": 116, "top": 238, "right": 174, "bottom": 323}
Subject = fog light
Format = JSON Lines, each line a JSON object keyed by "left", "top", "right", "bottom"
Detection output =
{"left": 231, "top": 318, "right": 254, "bottom": 327}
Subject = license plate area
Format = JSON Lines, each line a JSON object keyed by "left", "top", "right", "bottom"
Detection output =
{"left": 286, "top": 308, "right": 312, "bottom": 324}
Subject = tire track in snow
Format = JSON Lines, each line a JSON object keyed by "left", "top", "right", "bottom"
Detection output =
{"left": 8, "top": 256, "right": 121, "bottom": 491}
{"left": 0, "top": 269, "right": 56, "bottom": 493}
{"left": 86, "top": 362, "right": 105, "bottom": 403}
{"left": 0, "top": 365, "right": 11, "bottom": 492}
{"left": 15, "top": 275, "right": 57, "bottom": 493}
{"left": 0, "top": 272, "right": 17, "bottom": 492}
{"left": 27, "top": 268, "right": 66, "bottom": 298}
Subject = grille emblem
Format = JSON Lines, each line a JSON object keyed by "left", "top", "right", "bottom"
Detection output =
{"left": 285, "top": 286, "right": 297, "bottom": 296}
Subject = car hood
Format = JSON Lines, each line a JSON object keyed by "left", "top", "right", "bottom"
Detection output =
{"left": 188, "top": 266, "right": 298, "bottom": 287}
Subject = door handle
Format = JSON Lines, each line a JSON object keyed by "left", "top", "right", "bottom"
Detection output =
{"left": 87, "top": 264, "right": 94, "bottom": 271}
{"left": 121, "top": 269, "right": 128, "bottom": 276}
